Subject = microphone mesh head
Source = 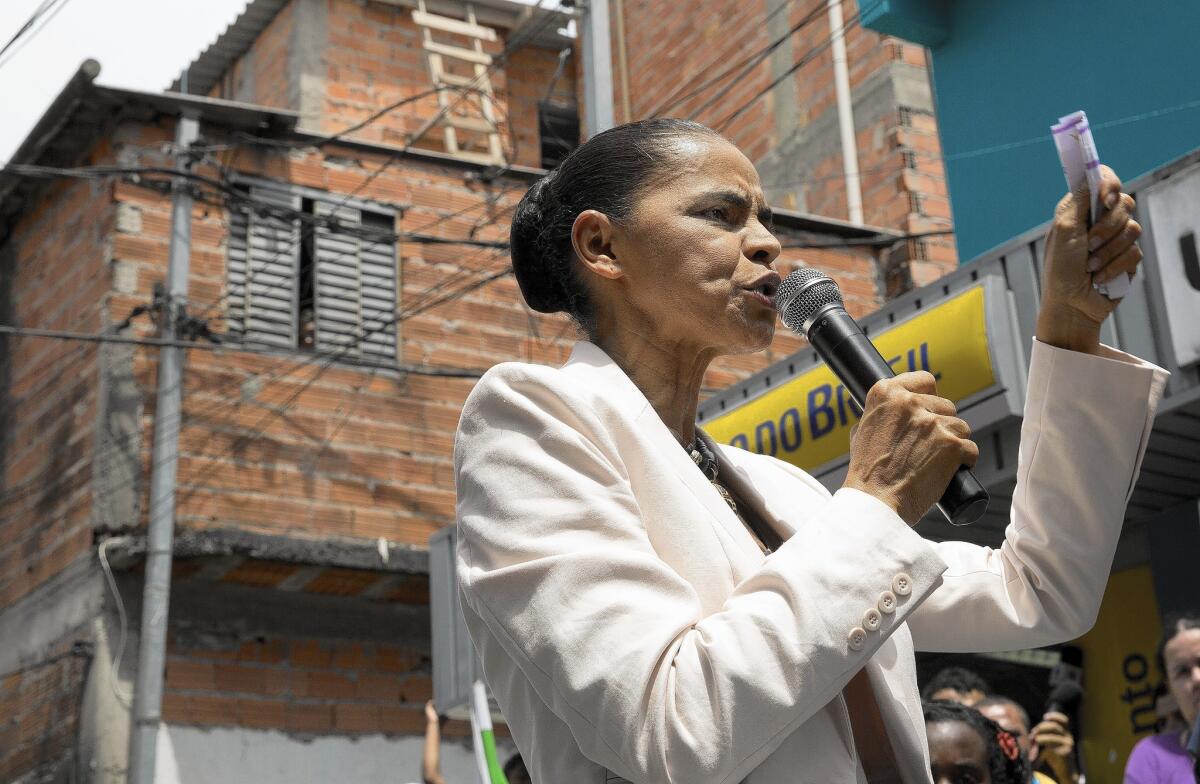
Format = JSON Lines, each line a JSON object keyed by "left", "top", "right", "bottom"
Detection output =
{"left": 775, "top": 267, "right": 844, "bottom": 333}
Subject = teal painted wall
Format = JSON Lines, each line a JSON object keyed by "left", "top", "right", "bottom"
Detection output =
{"left": 921, "top": 0, "right": 1200, "bottom": 262}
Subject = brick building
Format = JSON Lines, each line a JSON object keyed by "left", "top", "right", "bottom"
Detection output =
{"left": 0, "top": 0, "right": 943, "bottom": 781}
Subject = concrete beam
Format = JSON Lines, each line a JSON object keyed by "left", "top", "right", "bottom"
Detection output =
{"left": 149, "top": 576, "right": 433, "bottom": 647}
{"left": 105, "top": 526, "right": 429, "bottom": 576}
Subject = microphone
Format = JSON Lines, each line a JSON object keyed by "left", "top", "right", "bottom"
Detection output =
{"left": 1047, "top": 645, "right": 1084, "bottom": 715}
{"left": 1042, "top": 646, "right": 1084, "bottom": 779}
{"left": 775, "top": 267, "right": 988, "bottom": 526}
{"left": 1045, "top": 680, "right": 1083, "bottom": 716}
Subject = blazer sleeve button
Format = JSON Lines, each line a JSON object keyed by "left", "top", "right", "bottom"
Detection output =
{"left": 891, "top": 572, "right": 913, "bottom": 596}
{"left": 847, "top": 627, "right": 867, "bottom": 651}
{"left": 862, "top": 607, "right": 882, "bottom": 631}
{"left": 878, "top": 590, "right": 897, "bottom": 614}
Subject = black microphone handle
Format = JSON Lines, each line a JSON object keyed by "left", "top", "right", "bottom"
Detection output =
{"left": 808, "top": 308, "right": 989, "bottom": 527}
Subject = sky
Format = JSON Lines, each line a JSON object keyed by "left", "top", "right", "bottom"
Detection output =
{"left": 0, "top": 0, "right": 260, "bottom": 162}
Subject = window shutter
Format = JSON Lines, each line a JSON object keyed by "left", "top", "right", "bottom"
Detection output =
{"left": 359, "top": 217, "right": 399, "bottom": 364}
{"left": 227, "top": 186, "right": 301, "bottom": 349}
{"left": 226, "top": 205, "right": 249, "bottom": 341}
{"left": 228, "top": 185, "right": 397, "bottom": 365}
{"left": 312, "top": 203, "right": 399, "bottom": 364}
{"left": 313, "top": 202, "right": 364, "bottom": 358}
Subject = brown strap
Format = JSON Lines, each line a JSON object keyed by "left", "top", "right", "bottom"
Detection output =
{"left": 719, "top": 481, "right": 784, "bottom": 555}
{"left": 844, "top": 669, "right": 904, "bottom": 783}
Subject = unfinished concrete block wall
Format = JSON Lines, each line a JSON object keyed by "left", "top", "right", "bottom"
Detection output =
{"left": 615, "top": 0, "right": 957, "bottom": 286}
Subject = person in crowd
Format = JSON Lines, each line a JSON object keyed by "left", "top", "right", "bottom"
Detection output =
{"left": 455, "top": 117, "right": 1164, "bottom": 783}
{"left": 422, "top": 700, "right": 529, "bottom": 784}
{"left": 926, "top": 700, "right": 1029, "bottom": 784}
{"left": 924, "top": 667, "right": 994, "bottom": 706}
{"left": 1125, "top": 612, "right": 1200, "bottom": 783}
{"left": 977, "top": 695, "right": 1075, "bottom": 784}
{"left": 422, "top": 700, "right": 448, "bottom": 784}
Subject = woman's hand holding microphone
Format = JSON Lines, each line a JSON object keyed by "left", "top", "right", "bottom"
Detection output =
{"left": 843, "top": 371, "right": 978, "bottom": 525}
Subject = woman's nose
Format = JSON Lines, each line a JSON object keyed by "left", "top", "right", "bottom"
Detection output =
{"left": 745, "top": 220, "right": 781, "bottom": 266}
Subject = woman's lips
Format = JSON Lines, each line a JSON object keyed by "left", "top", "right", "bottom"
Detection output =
{"left": 745, "top": 289, "right": 775, "bottom": 309}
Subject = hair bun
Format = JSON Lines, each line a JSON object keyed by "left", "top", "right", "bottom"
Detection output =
{"left": 510, "top": 174, "right": 571, "bottom": 314}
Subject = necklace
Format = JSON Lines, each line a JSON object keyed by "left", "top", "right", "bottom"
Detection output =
{"left": 688, "top": 437, "right": 739, "bottom": 515}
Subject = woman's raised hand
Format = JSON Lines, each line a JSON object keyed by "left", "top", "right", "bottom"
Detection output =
{"left": 1037, "top": 166, "right": 1141, "bottom": 354}
{"left": 843, "top": 371, "right": 978, "bottom": 525}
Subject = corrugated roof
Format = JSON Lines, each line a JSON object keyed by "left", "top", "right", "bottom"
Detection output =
{"left": 169, "top": 0, "right": 289, "bottom": 95}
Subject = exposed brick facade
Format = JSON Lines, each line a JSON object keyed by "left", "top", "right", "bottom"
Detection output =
{"left": 161, "top": 631, "right": 444, "bottom": 736}
{"left": 209, "top": 0, "right": 578, "bottom": 170}
{"left": 614, "top": 0, "right": 957, "bottom": 283}
{"left": 0, "top": 635, "right": 91, "bottom": 782}
{"left": 0, "top": 171, "right": 112, "bottom": 611}
{"left": 0, "top": 0, "right": 957, "bottom": 779}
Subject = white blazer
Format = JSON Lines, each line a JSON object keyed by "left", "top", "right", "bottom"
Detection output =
{"left": 455, "top": 339, "right": 1166, "bottom": 784}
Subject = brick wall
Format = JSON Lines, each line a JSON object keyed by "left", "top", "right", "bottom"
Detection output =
{"left": 0, "top": 633, "right": 92, "bottom": 782}
{"left": 162, "top": 631, "right": 444, "bottom": 737}
{"left": 320, "top": 0, "right": 575, "bottom": 169}
{"left": 209, "top": 0, "right": 577, "bottom": 170}
{"left": 0, "top": 166, "right": 113, "bottom": 610}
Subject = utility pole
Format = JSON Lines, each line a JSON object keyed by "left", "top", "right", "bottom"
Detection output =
{"left": 579, "top": 0, "right": 615, "bottom": 136}
{"left": 127, "top": 110, "right": 199, "bottom": 784}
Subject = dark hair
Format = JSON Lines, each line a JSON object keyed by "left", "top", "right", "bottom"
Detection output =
{"left": 974, "top": 695, "right": 1031, "bottom": 734}
{"left": 1156, "top": 611, "right": 1200, "bottom": 676}
{"left": 921, "top": 666, "right": 993, "bottom": 702}
{"left": 509, "top": 118, "right": 722, "bottom": 334}
{"left": 924, "top": 700, "right": 1029, "bottom": 784}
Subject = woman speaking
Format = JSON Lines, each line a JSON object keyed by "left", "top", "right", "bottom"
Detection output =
{"left": 453, "top": 119, "right": 1166, "bottom": 783}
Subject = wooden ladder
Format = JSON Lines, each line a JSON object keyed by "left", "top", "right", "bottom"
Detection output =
{"left": 413, "top": 1, "right": 505, "bottom": 164}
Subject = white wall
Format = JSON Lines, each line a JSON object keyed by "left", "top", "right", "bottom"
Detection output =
{"left": 156, "top": 723, "right": 517, "bottom": 784}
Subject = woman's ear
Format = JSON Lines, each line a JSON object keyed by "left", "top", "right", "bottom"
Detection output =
{"left": 571, "top": 210, "right": 623, "bottom": 280}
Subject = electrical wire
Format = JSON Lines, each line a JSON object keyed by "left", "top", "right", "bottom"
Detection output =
{"left": 645, "top": 0, "right": 806, "bottom": 118}
{"left": 780, "top": 228, "right": 954, "bottom": 249}
{"left": 97, "top": 537, "right": 132, "bottom": 709}
{"left": 715, "top": 2, "right": 877, "bottom": 132}
{"left": 0, "top": 0, "right": 73, "bottom": 70}
{"left": 683, "top": 0, "right": 829, "bottom": 122}
{"left": 0, "top": 324, "right": 489, "bottom": 375}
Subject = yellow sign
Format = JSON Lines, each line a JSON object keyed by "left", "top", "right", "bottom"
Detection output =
{"left": 703, "top": 285, "right": 996, "bottom": 471}
{"left": 1074, "top": 566, "right": 1164, "bottom": 780}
